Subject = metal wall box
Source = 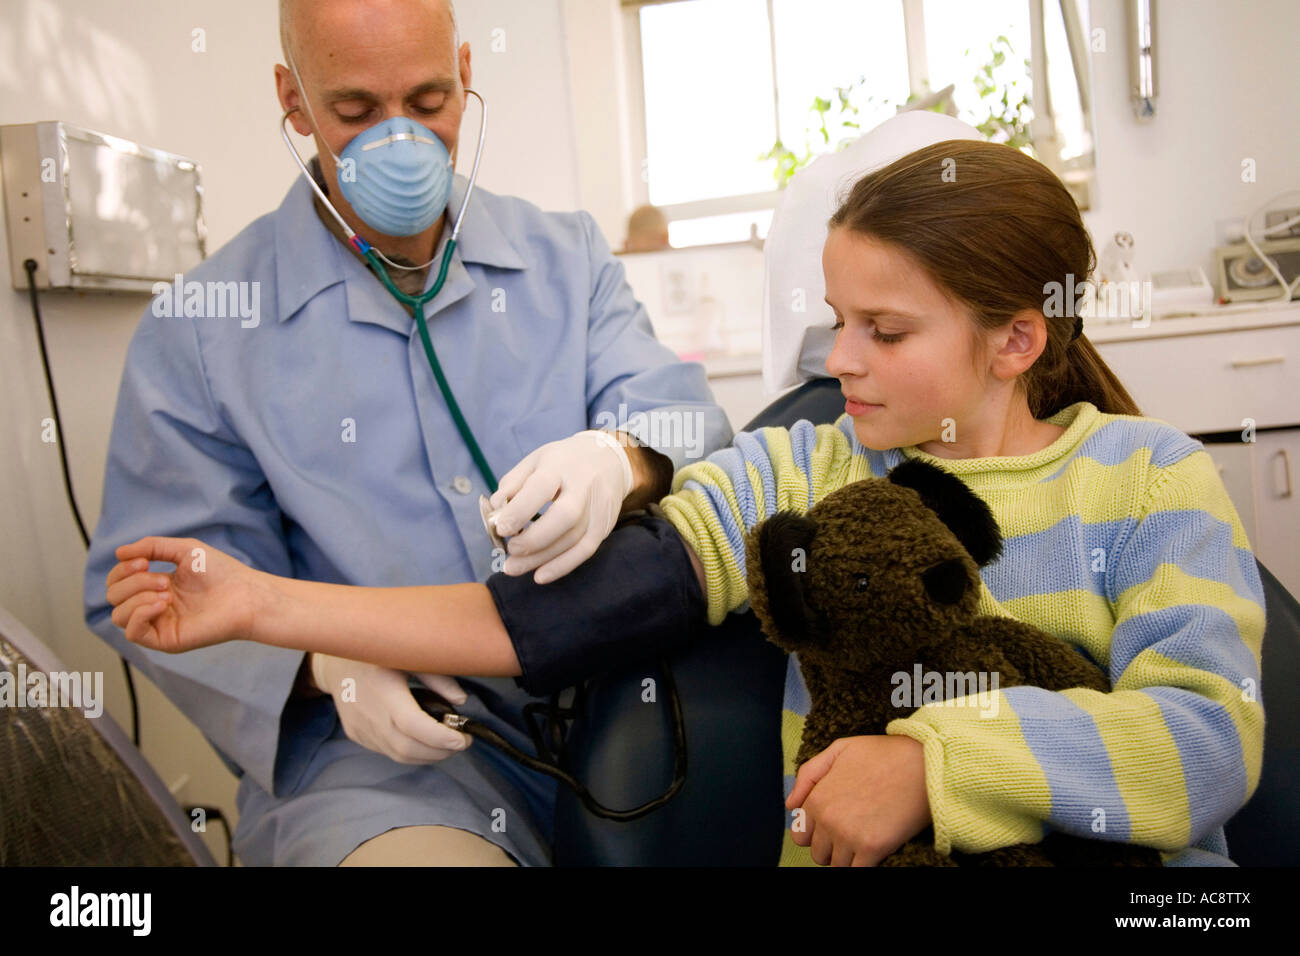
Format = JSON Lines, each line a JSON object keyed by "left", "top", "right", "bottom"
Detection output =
{"left": 1, "top": 121, "right": 206, "bottom": 292}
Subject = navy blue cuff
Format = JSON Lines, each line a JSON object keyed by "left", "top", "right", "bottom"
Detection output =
{"left": 484, "top": 513, "right": 707, "bottom": 697}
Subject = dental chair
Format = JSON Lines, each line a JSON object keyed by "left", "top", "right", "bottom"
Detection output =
{"left": 0, "top": 603, "right": 217, "bottom": 866}
{"left": 552, "top": 376, "right": 1300, "bottom": 867}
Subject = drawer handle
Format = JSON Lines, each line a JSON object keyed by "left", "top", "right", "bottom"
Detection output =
{"left": 1275, "top": 449, "right": 1293, "bottom": 499}
{"left": 1229, "top": 355, "right": 1285, "bottom": 368}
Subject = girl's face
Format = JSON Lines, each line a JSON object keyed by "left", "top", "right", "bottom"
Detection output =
{"left": 822, "top": 227, "right": 997, "bottom": 454}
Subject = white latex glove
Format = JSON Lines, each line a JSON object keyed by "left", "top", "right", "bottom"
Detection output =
{"left": 487, "top": 429, "right": 635, "bottom": 584}
{"left": 309, "top": 653, "right": 472, "bottom": 763}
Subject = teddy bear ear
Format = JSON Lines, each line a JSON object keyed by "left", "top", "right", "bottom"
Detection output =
{"left": 886, "top": 459, "right": 1003, "bottom": 566}
{"left": 751, "top": 511, "right": 822, "bottom": 644}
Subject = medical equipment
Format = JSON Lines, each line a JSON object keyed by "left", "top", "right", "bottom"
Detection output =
{"left": 1216, "top": 195, "right": 1300, "bottom": 304}
{"left": 1147, "top": 267, "right": 1214, "bottom": 316}
{"left": 280, "top": 88, "right": 498, "bottom": 492}
{"left": 1216, "top": 239, "right": 1300, "bottom": 304}
{"left": 480, "top": 494, "right": 507, "bottom": 551}
{"left": 1, "top": 121, "right": 205, "bottom": 291}
{"left": 327, "top": 115, "right": 455, "bottom": 238}
{"left": 411, "top": 669, "right": 686, "bottom": 823}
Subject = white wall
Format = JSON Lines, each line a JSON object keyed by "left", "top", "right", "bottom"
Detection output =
{"left": 458, "top": 0, "right": 583, "bottom": 213}
{"left": 0, "top": 0, "right": 581, "bottom": 860}
{"left": 1083, "top": 0, "right": 1300, "bottom": 281}
{"left": 559, "top": 0, "right": 641, "bottom": 249}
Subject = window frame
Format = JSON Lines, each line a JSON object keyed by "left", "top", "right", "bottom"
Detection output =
{"left": 619, "top": 0, "right": 1089, "bottom": 239}
{"left": 619, "top": 0, "right": 930, "bottom": 230}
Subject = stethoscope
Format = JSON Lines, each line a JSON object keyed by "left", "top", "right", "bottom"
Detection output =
{"left": 280, "top": 89, "right": 499, "bottom": 493}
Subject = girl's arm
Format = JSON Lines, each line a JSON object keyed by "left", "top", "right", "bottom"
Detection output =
{"left": 107, "top": 536, "right": 520, "bottom": 675}
{"left": 658, "top": 416, "right": 864, "bottom": 624}
{"left": 107, "top": 532, "right": 709, "bottom": 679}
{"left": 883, "top": 448, "right": 1267, "bottom": 857}
{"left": 262, "top": 576, "right": 519, "bottom": 676}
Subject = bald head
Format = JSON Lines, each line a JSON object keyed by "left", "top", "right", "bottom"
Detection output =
{"left": 274, "top": 0, "right": 472, "bottom": 252}
{"left": 280, "top": 0, "right": 458, "bottom": 68}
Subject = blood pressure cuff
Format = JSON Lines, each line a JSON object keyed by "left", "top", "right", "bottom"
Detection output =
{"left": 484, "top": 511, "right": 708, "bottom": 698}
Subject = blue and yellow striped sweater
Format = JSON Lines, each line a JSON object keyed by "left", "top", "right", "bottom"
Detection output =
{"left": 657, "top": 401, "right": 1266, "bottom": 866}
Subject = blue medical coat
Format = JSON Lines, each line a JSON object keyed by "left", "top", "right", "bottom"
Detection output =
{"left": 82, "top": 171, "right": 734, "bottom": 865}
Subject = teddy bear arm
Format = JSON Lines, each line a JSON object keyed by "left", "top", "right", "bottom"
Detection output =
{"left": 912, "top": 640, "right": 1026, "bottom": 689}
{"left": 961, "top": 618, "right": 1111, "bottom": 693}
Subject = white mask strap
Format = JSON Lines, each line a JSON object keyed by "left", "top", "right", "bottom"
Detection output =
{"left": 284, "top": 45, "right": 343, "bottom": 164}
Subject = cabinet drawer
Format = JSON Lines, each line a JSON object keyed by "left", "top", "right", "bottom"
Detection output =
{"left": 1095, "top": 325, "right": 1300, "bottom": 432}
{"left": 1200, "top": 440, "right": 1259, "bottom": 548}
{"left": 1250, "top": 429, "right": 1300, "bottom": 599}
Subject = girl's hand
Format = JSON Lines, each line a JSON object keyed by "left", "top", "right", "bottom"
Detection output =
{"left": 786, "top": 735, "right": 931, "bottom": 866}
{"left": 106, "top": 537, "right": 267, "bottom": 653}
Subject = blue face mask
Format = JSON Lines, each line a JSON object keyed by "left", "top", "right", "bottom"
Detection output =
{"left": 332, "top": 116, "right": 454, "bottom": 237}
{"left": 286, "top": 50, "right": 455, "bottom": 237}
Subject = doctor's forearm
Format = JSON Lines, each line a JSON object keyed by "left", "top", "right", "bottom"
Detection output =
{"left": 257, "top": 577, "right": 522, "bottom": 677}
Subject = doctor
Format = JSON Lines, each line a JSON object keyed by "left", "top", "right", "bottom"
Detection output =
{"left": 82, "top": 0, "right": 731, "bottom": 866}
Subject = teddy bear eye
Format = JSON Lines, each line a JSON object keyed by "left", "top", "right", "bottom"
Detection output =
{"left": 855, "top": 575, "right": 870, "bottom": 592}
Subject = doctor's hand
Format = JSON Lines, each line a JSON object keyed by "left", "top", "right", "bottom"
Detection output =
{"left": 307, "top": 655, "right": 472, "bottom": 763}
{"left": 786, "top": 735, "right": 931, "bottom": 866}
{"left": 487, "top": 429, "right": 635, "bottom": 585}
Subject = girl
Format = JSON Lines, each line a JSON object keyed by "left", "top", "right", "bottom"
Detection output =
{"left": 106, "top": 139, "right": 1266, "bottom": 867}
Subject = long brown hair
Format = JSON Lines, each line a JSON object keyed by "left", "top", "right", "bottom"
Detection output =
{"left": 828, "top": 139, "right": 1140, "bottom": 418}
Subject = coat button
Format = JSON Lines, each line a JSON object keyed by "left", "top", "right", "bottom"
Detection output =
{"left": 452, "top": 475, "right": 472, "bottom": 495}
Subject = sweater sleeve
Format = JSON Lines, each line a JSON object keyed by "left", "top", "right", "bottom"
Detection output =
{"left": 884, "top": 448, "right": 1267, "bottom": 856}
{"left": 657, "top": 418, "right": 861, "bottom": 625}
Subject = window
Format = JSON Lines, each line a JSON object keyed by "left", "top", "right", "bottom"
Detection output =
{"left": 622, "top": 0, "right": 1095, "bottom": 246}
{"left": 637, "top": 0, "right": 779, "bottom": 207}
{"left": 922, "top": 0, "right": 1031, "bottom": 123}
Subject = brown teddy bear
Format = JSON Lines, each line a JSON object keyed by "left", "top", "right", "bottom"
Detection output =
{"left": 743, "top": 457, "right": 1162, "bottom": 866}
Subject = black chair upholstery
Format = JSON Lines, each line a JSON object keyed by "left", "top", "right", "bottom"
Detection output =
{"left": 1223, "top": 560, "right": 1300, "bottom": 866}
{"left": 735, "top": 376, "right": 846, "bottom": 434}
{"left": 554, "top": 377, "right": 1299, "bottom": 866}
{"left": 0, "top": 604, "right": 217, "bottom": 866}
{"left": 552, "top": 609, "right": 786, "bottom": 865}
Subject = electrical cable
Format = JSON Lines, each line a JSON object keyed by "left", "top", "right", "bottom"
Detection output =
{"left": 410, "top": 656, "right": 688, "bottom": 822}
{"left": 23, "top": 258, "right": 141, "bottom": 749}
{"left": 1241, "top": 190, "right": 1300, "bottom": 303}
